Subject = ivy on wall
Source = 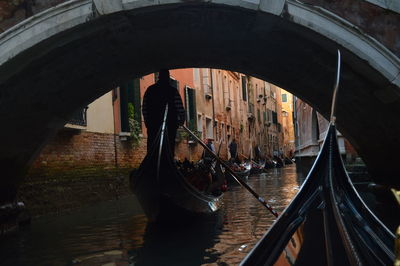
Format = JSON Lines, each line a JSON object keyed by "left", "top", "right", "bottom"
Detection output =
{"left": 128, "top": 103, "right": 141, "bottom": 147}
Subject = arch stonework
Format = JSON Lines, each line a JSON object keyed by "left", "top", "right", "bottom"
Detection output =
{"left": 0, "top": 0, "right": 399, "bottom": 203}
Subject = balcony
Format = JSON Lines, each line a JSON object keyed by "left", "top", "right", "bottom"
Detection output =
{"left": 64, "top": 107, "right": 88, "bottom": 130}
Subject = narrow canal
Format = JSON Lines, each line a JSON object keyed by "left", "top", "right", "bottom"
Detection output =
{"left": 1, "top": 165, "right": 303, "bottom": 265}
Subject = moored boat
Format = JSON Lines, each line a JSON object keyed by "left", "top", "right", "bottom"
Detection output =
{"left": 250, "top": 160, "right": 266, "bottom": 175}
{"left": 224, "top": 161, "right": 251, "bottom": 185}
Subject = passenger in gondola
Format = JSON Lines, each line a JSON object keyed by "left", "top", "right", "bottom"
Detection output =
{"left": 142, "top": 69, "right": 186, "bottom": 155}
{"left": 206, "top": 138, "right": 215, "bottom": 153}
{"left": 181, "top": 157, "right": 194, "bottom": 175}
{"left": 202, "top": 138, "right": 215, "bottom": 164}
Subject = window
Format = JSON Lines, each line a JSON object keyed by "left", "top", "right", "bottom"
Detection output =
{"left": 69, "top": 107, "right": 87, "bottom": 127}
{"left": 282, "top": 93, "right": 287, "bottom": 102}
{"left": 256, "top": 84, "right": 258, "bottom": 97}
{"left": 197, "top": 114, "right": 203, "bottom": 137}
{"left": 119, "top": 79, "right": 141, "bottom": 133}
{"left": 206, "top": 118, "right": 213, "bottom": 139}
{"left": 272, "top": 111, "right": 278, "bottom": 124}
{"left": 221, "top": 124, "right": 225, "bottom": 142}
{"left": 267, "top": 109, "right": 273, "bottom": 123}
{"left": 170, "top": 78, "right": 179, "bottom": 90}
{"left": 241, "top": 76, "right": 247, "bottom": 101}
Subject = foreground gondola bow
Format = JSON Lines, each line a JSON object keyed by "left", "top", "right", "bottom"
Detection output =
{"left": 242, "top": 48, "right": 395, "bottom": 266}
{"left": 240, "top": 123, "right": 395, "bottom": 265}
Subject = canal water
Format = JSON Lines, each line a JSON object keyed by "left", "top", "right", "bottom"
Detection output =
{"left": 1, "top": 165, "right": 304, "bottom": 266}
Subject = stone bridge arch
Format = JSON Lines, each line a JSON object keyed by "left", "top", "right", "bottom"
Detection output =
{"left": 0, "top": 0, "right": 399, "bottom": 203}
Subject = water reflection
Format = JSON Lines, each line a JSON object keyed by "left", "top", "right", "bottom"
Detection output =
{"left": 0, "top": 165, "right": 301, "bottom": 265}
{"left": 209, "top": 166, "right": 302, "bottom": 265}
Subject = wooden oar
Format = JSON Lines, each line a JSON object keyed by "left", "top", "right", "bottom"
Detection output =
{"left": 182, "top": 125, "right": 279, "bottom": 217}
{"left": 156, "top": 104, "right": 169, "bottom": 183}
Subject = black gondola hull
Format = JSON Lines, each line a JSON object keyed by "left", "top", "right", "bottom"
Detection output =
{"left": 225, "top": 169, "right": 250, "bottom": 185}
{"left": 130, "top": 140, "right": 223, "bottom": 223}
{"left": 240, "top": 125, "right": 395, "bottom": 266}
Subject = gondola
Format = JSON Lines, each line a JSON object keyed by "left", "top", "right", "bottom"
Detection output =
{"left": 240, "top": 51, "right": 395, "bottom": 265}
{"left": 284, "top": 156, "right": 295, "bottom": 165}
{"left": 129, "top": 107, "right": 223, "bottom": 224}
{"left": 224, "top": 161, "right": 251, "bottom": 185}
{"left": 264, "top": 158, "right": 276, "bottom": 169}
{"left": 241, "top": 124, "right": 395, "bottom": 265}
{"left": 250, "top": 160, "right": 266, "bottom": 175}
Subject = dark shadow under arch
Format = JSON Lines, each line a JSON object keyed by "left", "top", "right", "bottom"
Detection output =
{"left": 0, "top": 3, "right": 399, "bottom": 202}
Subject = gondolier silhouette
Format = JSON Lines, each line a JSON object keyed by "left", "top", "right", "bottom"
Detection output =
{"left": 229, "top": 138, "right": 239, "bottom": 163}
{"left": 142, "top": 69, "right": 186, "bottom": 155}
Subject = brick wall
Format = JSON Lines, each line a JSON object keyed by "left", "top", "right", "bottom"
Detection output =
{"left": 19, "top": 128, "right": 228, "bottom": 216}
{"left": 29, "top": 129, "right": 147, "bottom": 171}
{"left": 19, "top": 128, "right": 147, "bottom": 216}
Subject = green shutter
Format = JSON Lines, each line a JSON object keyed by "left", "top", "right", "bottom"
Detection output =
{"left": 171, "top": 79, "right": 178, "bottom": 89}
{"left": 241, "top": 76, "right": 247, "bottom": 101}
{"left": 185, "top": 87, "right": 197, "bottom": 130}
{"left": 272, "top": 111, "right": 278, "bottom": 124}
{"left": 133, "top": 79, "right": 142, "bottom": 126}
{"left": 121, "top": 79, "right": 142, "bottom": 132}
{"left": 120, "top": 85, "right": 129, "bottom": 132}
{"left": 189, "top": 88, "right": 197, "bottom": 130}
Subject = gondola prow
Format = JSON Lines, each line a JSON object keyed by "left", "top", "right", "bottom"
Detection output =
{"left": 330, "top": 50, "right": 341, "bottom": 125}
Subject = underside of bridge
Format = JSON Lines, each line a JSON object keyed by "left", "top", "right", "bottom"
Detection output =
{"left": 0, "top": 2, "right": 399, "bottom": 203}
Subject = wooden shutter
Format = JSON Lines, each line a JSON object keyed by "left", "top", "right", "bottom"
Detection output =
{"left": 241, "top": 76, "right": 247, "bottom": 101}
{"left": 185, "top": 87, "right": 197, "bottom": 130}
